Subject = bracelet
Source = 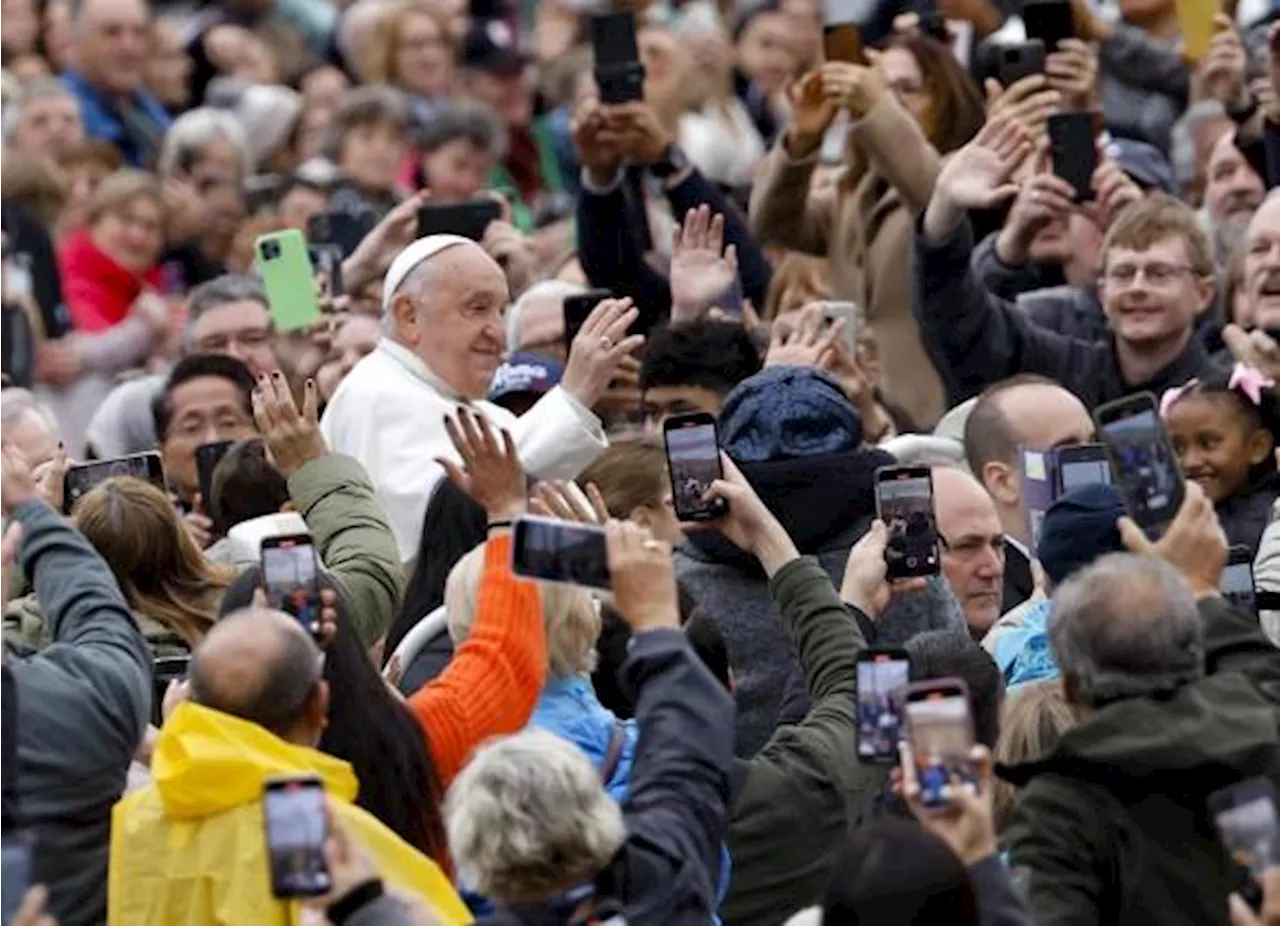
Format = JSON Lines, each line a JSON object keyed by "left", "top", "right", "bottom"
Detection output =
{"left": 327, "top": 878, "right": 384, "bottom": 925}
{"left": 1228, "top": 95, "right": 1259, "bottom": 126}
{"left": 487, "top": 519, "right": 514, "bottom": 531}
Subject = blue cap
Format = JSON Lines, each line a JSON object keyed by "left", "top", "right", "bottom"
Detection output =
{"left": 488, "top": 352, "right": 564, "bottom": 403}
{"left": 1037, "top": 484, "right": 1127, "bottom": 586}
{"left": 1105, "top": 138, "right": 1176, "bottom": 194}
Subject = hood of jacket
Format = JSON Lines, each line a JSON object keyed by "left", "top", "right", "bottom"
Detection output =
{"left": 999, "top": 672, "right": 1279, "bottom": 793}
{"left": 152, "top": 701, "right": 358, "bottom": 820}
{"left": 683, "top": 447, "right": 893, "bottom": 572}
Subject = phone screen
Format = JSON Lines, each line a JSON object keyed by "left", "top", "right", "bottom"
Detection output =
{"left": 262, "top": 538, "right": 321, "bottom": 634}
{"left": 856, "top": 653, "right": 910, "bottom": 763}
{"left": 307, "top": 244, "right": 344, "bottom": 300}
{"left": 511, "top": 516, "right": 612, "bottom": 592}
{"left": 263, "top": 778, "right": 331, "bottom": 899}
{"left": 563, "top": 289, "right": 613, "bottom": 349}
{"left": 2, "top": 833, "right": 34, "bottom": 924}
{"left": 1048, "top": 111, "right": 1097, "bottom": 202}
{"left": 905, "top": 687, "right": 977, "bottom": 809}
{"left": 1222, "top": 560, "right": 1257, "bottom": 614}
{"left": 1097, "top": 405, "right": 1183, "bottom": 530}
{"left": 195, "top": 440, "right": 234, "bottom": 520}
{"left": 1209, "top": 781, "right": 1279, "bottom": 877}
{"left": 876, "top": 469, "right": 940, "bottom": 579}
{"left": 664, "top": 417, "right": 726, "bottom": 522}
{"left": 1057, "top": 457, "right": 1112, "bottom": 493}
{"left": 64, "top": 454, "right": 165, "bottom": 514}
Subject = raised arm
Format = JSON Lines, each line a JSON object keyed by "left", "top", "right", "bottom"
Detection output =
{"left": 406, "top": 408, "right": 546, "bottom": 784}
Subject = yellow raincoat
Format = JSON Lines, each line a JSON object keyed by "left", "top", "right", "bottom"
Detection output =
{"left": 108, "top": 702, "right": 471, "bottom": 925}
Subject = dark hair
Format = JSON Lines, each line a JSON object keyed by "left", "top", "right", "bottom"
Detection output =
{"left": 639, "top": 319, "right": 762, "bottom": 395}
{"left": 418, "top": 99, "right": 507, "bottom": 158}
{"left": 732, "top": 0, "right": 783, "bottom": 42}
{"left": 211, "top": 439, "right": 290, "bottom": 530}
{"left": 323, "top": 84, "right": 411, "bottom": 162}
{"left": 906, "top": 630, "right": 1004, "bottom": 748}
{"left": 218, "top": 569, "right": 448, "bottom": 861}
{"left": 189, "top": 619, "right": 322, "bottom": 737}
{"left": 1164, "top": 365, "right": 1280, "bottom": 483}
{"left": 883, "top": 33, "right": 985, "bottom": 154}
{"left": 823, "top": 816, "right": 979, "bottom": 925}
{"left": 963, "top": 373, "right": 1060, "bottom": 476}
{"left": 153, "top": 354, "right": 256, "bottom": 443}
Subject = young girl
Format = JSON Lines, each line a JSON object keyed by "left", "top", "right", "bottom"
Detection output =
{"left": 1161, "top": 364, "right": 1280, "bottom": 556}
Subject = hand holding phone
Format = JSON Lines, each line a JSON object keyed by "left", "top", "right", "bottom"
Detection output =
{"left": 263, "top": 775, "right": 331, "bottom": 899}
{"left": 63, "top": 452, "right": 166, "bottom": 514}
{"left": 1094, "top": 393, "right": 1185, "bottom": 535}
{"left": 663, "top": 412, "right": 728, "bottom": 522}
{"left": 1209, "top": 778, "right": 1279, "bottom": 913}
{"left": 902, "top": 679, "right": 981, "bottom": 811}
{"left": 1047, "top": 111, "right": 1098, "bottom": 202}
{"left": 875, "top": 466, "right": 941, "bottom": 579}
{"left": 857, "top": 648, "right": 911, "bottom": 764}
{"left": 257, "top": 230, "right": 323, "bottom": 332}
{"left": 591, "top": 12, "right": 645, "bottom": 104}
{"left": 512, "top": 515, "right": 612, "bottom": 592}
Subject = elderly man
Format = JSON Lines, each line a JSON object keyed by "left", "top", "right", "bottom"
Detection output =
{"left": 321, "top": 235, "right": 638, "bottom": 562}
{"left": 60, "top": 0, "right": 171, "bottom": 168}
{"left": 1002, "top": 487, "right": 1280, "bottom": 926}
{"left": 109, "top": 607, "right": 469, "bottom": 925}
{"left": 963, "top": 375, "right": 1096, "bottom": 612}
{"left": 2, "top": 78, "right": 85, "bottom": 161}
{"left": 1202, "top": 130, "right": 1265, "bottom": 261}
{"left": 933, "top": 466, "right": 1007, "bottom": 638}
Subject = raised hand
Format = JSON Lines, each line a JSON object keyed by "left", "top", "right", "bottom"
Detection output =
{"left": 995, "top": 152, "right": 1077, "bottom": 264}
{"left": 253, "top": 371, "right": 326, "bottom": 478}
{"left": 1117, "top": 481, "right": 1227, "bottom": 598}
{"left": 786, "top": 69, "right": 839, "bottom": 159}
{"left": 764, "top": 304, "right": 842, "bottom": 372}
{"left": 1046, "top": 38, "right": 1097, "bottom": 110}
{"left": 688, "top": 452, "right": 797, "bottom": 575}
{"left": 984, "top": 73, "right": 1061, "bottom": 143}
{"left": 561, "top": 298, "right": 646, "bottom": 410}
{"left": 898, "top": 741, "right": 1000, "bottom": 865}
{"left": 530, "top": 480, "right": 610, "bottom": 525}
{"left": 606, "top": 519, "right": 679, "bottom": 633}
{"left": 343, "top": 189, "right": 432, "bottom": 293}
{"left": 669, "top": 205, "right": 740, "bottom": 322}
{"left": 1091, "top": 159, "right": 1143, "bottom": 232}
{"left": 840, "top": 520, "right": 928, "bottom": 616}
{"left": 1198, "top": 14, "right": 1249, "bottom": 108}
{"left": 925, "top": 115, "right": 1031, "bottom": 242}
{"left": 820, "top": 61, "right": 888, "bottom": 119}
{"left": 571, "top": 99, "right": 627, "bottom": 185}
{"left": 436, "top": 406, "right": 526, "bottom": 523}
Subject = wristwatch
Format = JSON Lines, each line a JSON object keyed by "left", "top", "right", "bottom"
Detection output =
{"left": 649, "top": 143, "right": 691, "bottom": 180}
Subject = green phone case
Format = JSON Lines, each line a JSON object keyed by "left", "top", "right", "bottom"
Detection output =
{"left": 255, "top": 229, "right": 322, "bottom": 332}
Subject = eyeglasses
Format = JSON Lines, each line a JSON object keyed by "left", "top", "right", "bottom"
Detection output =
{"left": 1103, "top": 263, "right": 1196, "bottom": 287}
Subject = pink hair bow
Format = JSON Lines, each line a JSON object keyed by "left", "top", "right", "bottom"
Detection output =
{"left": 1229, "top": 364, "right": 1274, "bottom": 406}
{"left": 1159, "top": 380, "right": 1197, "bottom": 418}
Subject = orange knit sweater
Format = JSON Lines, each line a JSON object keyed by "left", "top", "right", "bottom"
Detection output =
{"left": 408, "top": 533, "right": 546, "bottom": 785}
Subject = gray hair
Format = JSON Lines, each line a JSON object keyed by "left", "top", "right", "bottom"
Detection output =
{"left": 383, "top": 254, "right": 440, "bottom": 335}
{"left": 157, "top": 107, "right": 253, "bottom": 178}
{"left": 506, "top": 279, "right": 583, "bottom": 349}
{"left": 419, "top": 100, "right": 508, "bottom": 160}
{"left": 1, "top": 78, "right": 79, "bottom": 141}
{"left": 445, "top": 729, "right": 626, "bottom": 904}
{"left": 0, "top": 388, "right": 57, "bottom": 434}
{"left": 1170, "top": 100, "right": 1227, "bottom": 194}
{"left": 184, "top": 274, "right": 268, "bottom": 351}
{"left": 1050, "top": 553, "right": 1205, "bottom": 707}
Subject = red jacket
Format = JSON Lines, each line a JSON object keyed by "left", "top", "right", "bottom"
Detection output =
{"left": 57, "top": 229, "right": 161, "bottom": 333}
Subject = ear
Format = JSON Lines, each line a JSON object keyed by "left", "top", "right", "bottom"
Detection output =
{"left": 629, "top": 505, "right": 654, "bottom": 531}
{"left": 391, "top": 293, "right": 418, "bottom": 345}
{"left": 981, "top": 460, "right": 1020, "bottom": 508}
{"left": 309, "top": 679, "right": 330, "bottom": 743}
{"left": 279, "top": 500, "right": 297, "bottom": 514}
{"left": 1195, "top": 275, "right": 1216, "bottom": 315}
{"left": 1247, "top": 424, "right": 1275, "bottom": 467}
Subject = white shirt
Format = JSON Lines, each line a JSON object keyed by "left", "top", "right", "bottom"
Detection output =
{"left": 320, "top": 338, "right": 607, "bottom": 562}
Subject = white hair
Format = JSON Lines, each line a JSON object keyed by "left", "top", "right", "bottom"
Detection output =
{"left": 0, "top": 388, "right": 57, "bottom": 435}
{"left": 445, "top": 542, "right": 600, "bottom": 676}
{"left": 157, "top": 108, "right": 253, "bottom": 178}
{"left": 506, "top": 279, "right": 584, "bottom": 350}
{"left": 381, "top": 253, "right": 440, "bottom": 335}
{"left": 445, "top": 728, "right": 626, "bottom": 904}
{"left": 1, "top": 78, "right": 79, "bottom": 142}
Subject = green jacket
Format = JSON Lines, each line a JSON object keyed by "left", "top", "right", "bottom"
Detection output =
{"left": 722, "top": 557, "right": 888, "bottom": 926}
{"left": 1002, "top": 598, "right": 1280, "bottom": 926}
{"left": 3, "top": 453, "right": 403, "bottom": 655}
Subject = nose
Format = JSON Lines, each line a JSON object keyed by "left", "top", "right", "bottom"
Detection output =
{"left": 974, "top": 545, "right": 1004, "bottom": 579}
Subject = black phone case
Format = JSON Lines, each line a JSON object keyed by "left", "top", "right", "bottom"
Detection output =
{"left": 1048, "top": 112, "right": 1097, "bottom": 202}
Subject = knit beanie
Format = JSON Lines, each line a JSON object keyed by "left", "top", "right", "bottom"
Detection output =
{"left": 719, "top": 367, "right": 862, "bottom": 463}
{"left": 1036, "top": 484, "right": 1128, "bottom": 586}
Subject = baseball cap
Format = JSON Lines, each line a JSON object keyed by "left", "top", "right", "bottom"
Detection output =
{"left": 462, "top": 18, "right": 527, "bottom": 74}
{"left": 488, "top": 352, "right": 564, "bottom": 404}
{"left": 1105, "top": 137, "right": 1176, "bottom": 194}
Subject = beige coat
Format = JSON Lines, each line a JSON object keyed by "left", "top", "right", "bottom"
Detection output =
{"left": 749, "top": 94, "right": 946, "bottom": 427}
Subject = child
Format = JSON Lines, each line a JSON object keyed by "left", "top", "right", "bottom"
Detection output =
{"left": 1161, "top": 364, "right": 1280, "bottom": 556}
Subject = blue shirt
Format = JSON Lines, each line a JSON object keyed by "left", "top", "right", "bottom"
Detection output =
{"left": 529, "top": 675, "right": 639, "bottom": 804}
{"left": 61, "top": 71, "right": 172, "bottom": 168}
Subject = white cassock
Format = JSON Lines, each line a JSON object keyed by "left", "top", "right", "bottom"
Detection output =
{"left": 321, "top": 340, "right": 606, "bottom": 563}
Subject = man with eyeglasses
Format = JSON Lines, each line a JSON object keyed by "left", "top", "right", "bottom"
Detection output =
{"left": 84, "top": 274, "right": 278, "bottom": 459}
{"left": 933, "top": 465, "right": 1007, "bottom": 639}
{"left": 913, "top": 117, "right": 1223, "bottom": 410}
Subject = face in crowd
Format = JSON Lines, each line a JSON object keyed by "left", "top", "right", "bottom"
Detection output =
{"left": 160, "top": 374, "right": 257, "bottom": 502}
{"left": 933, "top": 467, "right": 1007, "bottom": 636}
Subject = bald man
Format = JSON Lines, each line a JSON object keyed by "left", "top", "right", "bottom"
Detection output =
{"left": 933, "top": 467, "right": 1007, "bottom": 638}
{"left": 321, "top": 235, "right": 636, "bottom": 562}
{"left": 963, "top": 375, "right": 1095, "bottom": 612}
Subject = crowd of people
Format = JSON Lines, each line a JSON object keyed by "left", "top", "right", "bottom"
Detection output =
{"left": 3, "top": 0, "right": 1280, "bottom": 922}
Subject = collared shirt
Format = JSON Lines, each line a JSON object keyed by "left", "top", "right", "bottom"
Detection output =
{"left": 61, "top": 71, "right": 172, "bottom": 168}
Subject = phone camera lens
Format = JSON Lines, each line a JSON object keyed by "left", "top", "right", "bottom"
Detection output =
{"left": 260, "top": 240, "right": 281, "bottom": 261}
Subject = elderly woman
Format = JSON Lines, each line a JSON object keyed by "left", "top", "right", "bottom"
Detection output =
{"left": 445, "top": 541, "right": 638, "bottom": 801}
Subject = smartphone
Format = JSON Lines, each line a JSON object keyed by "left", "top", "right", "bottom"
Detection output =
{"left": 195, "top": 440, "right": 234, "bottom": 525}
{"left": 591, "top": 12, "right": 645, "bottom": 104}
{"left": 1020, "top": 447, "right": 1058, "bottom": 551}
{"left": 306, "top": 210, "right": 372, "bottom": 260}
{"left": 1222, "top": 546, "right": 1258, "bottom": 614}
{"left": 915, "top": 10, "right": 951, "bottom": 42}
{"left": 563, "top": 288, "right": 614, "bottom": 350}
{"left": 511, "top": 515, "right": 612, "bottom": 593}
{"left": 875, "top": 465, "right": 941, "bottom": 580}
{"left": 1175, "top": 0, "right": 1218, "bottom": 62}
{"left": 1208, "top": 778, "right": 1279, "bottom": 911}
{"left": 817, "top": 300, "right": 860, "bottom": 356}
{"left": 1054, "top": 443, "right": 1112, "bottom": 495}
{"left": 823, "top": 22, "right": 865, "bottom": 65}
{"left": 152, "top": 655, "right": 190, "bottom": 726}
{"left": 261, "top": 534, "right": 322, "bottom": 637}
{"left": 856, "top": 648, "right": 910, "bottom": 765}
{"left": 256, "top": 229, "right": 322, "bottom": 333}
{"left": 63, "top": 452, "right": 166, "bottom": 514}
{"left": 996, "top": 40, "right": 1046, "bottom": 87}
{"left": 416, "top": 199, "right": 502, "bottom": 241}
{"left": 1048, "top": 111, "right": 1097, "bottom": 203}
{"left": 1022, "top": 0, "right": 1075, "bottom": 51}
{"left": 904, "top": 678, "right": 978, "bottom": 810}
{"left": 2, "top": 832, "right": 34, "bottom": 924}
{"left": 1094, "top": 393, "right": 1185, "bottom": 535}
{"left": 263, "top": 775, "right": 331, "bottom": 899}
{"left": 307, "top": 244, "right": 344, "bottom": 301}
{"left": 663, "top": 412, "right": 728, "bottom": 522}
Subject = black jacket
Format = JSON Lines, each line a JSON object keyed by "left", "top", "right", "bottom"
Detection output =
{"left": 1217, "top": 470, "right": 1280, "bottom": 558}
{"left": 913, "top": 218, "right": 1223, "bottom": 409}
{"left": 480, "top": 629, "right": 735, "bottom": 926}
{"left": 1001, "top": 598, "right": 1280, "bottom": 926}
{"left": 1001, "top": 540, "right": 1034, "bottom": 618}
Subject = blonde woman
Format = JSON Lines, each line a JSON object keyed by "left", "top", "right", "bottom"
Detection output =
{"left": 365, "top": 0, "right": 456, "bottom": 114}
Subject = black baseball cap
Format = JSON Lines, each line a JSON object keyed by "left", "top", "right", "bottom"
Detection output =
{"left": 462, "top": 18, "right": 527, "bottom": 75}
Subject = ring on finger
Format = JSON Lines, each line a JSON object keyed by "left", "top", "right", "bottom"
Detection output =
{"left": 600, "top": 335, "right": 614, "bottom": 350}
